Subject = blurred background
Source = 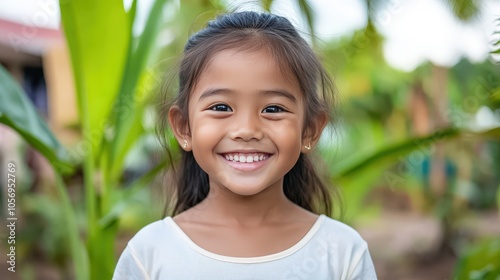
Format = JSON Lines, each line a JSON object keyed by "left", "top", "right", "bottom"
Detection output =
{"left": 0, "top": 0, "right": 499, "bottom": 279}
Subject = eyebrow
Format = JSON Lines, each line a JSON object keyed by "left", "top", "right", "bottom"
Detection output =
{"left": 198, "top": 88, "right": 297, "bottom": 103}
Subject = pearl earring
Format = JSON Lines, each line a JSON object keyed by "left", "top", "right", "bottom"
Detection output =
{"left": 183, "top": 140, "right": 188, "bottom": 149}
{"left": 305, "top": 142, "right": 311, "bottom": 150}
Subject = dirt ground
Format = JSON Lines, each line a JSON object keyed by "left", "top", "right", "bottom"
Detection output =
{"left": 359, "top": 211, "right": 455, "bottom": 280}
{"left": 358, "top": 210, "right": 500, "bottom": 280}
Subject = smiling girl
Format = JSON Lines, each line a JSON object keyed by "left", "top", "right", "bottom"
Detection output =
{"left": 113, "top": 11, "right": 377, "bottom": 280}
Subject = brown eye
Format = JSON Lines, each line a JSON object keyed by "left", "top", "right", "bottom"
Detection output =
{"left": 262, "top": 106, "right": 284, "bottom": 113}
{"left": 211, "top": 104, "right": 232, "bottom": 112}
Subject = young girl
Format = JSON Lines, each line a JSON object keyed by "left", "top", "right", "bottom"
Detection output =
{"left": 113, "top": 11, "right": 377, "bottom": 280}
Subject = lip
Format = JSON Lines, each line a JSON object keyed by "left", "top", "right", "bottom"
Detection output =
{"left": 219, "top": 149, "right": 273, "bottom": 154}
{"left": 218, "top": 153, "right": 272, "bottom": 172}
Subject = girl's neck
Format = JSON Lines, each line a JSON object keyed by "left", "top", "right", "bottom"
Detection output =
{"left": 191, "top": 181, "right": 301, "bottom": 228}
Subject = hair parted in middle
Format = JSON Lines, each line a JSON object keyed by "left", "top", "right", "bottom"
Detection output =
{"left": 156, "top": 11, "right": 340, "bottom": 217}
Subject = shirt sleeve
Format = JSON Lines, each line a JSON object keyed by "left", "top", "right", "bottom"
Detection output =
{"left": 349, "top": 244, "right": 378, "bottom": 280}
{"left": 113, "top": 245, "right": 150, "bottom": 280}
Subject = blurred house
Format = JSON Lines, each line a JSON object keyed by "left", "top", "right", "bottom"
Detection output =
{"left": 0, "top": 18, "right": 78, "bottom": 191}
{"left": 0, "top": 18, "right": 77, "bottom": 135}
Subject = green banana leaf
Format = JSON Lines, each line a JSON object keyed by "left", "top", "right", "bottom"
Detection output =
{"left": 0, "top": 65, "right": 72, "bottom": 173}
{"left": 335, "top": 127, "right": 500, "bottom": 178}
{"left": 58, "top": 1, "right": 132, "bottom": 278}
{"left": 108, "top": 0, "right": 169, "bottom": 182}
{"left": 59, "top": 0, "right": 131, "bottom": 159}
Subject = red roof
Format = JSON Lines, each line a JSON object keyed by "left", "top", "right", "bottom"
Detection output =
{"left": 0, "top": 18, "right": 62, "bottom": 56}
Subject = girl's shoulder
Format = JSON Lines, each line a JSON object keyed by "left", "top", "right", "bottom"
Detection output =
{"left": 125, "top": 217, "right": 179, "bottom": 250}
{"left": 314, "top": 215, "right": 368, "bottom": 247}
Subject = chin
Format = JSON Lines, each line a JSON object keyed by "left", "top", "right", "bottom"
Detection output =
{"left": 223, "top": 184, "right": 270, "bottom": 197}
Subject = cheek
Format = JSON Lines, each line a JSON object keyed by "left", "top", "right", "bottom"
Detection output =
{"left": 269, "top": 119, "right": 302, "bottom": 152}
{"left": 192, "top": 116, "right": 217, "bottom": 141}
{"left": 190, "top": 114, "right": 221, "bottom": 167}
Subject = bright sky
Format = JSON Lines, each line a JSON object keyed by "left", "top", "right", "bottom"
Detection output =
{"left": 0, "top": 0, "right": 499, "bottom": 71}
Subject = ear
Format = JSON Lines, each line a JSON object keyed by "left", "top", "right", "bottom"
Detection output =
{"left": 301, "top": 112, "right": 328, "bottom": 153}
{"left": 168, "top": 105, "right": 192, "bottom": 151}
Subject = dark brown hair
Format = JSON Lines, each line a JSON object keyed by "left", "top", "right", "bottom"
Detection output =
{"left": 157, "top": 11, "right": 339, "bottom": 217}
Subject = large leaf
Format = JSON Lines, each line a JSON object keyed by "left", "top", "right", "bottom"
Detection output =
{"left": 108, "top": 0, "right": 169, "bottom": 182}
{"left": 335, "top": 127, "right": 500, "bottom": 178}
{"left": 59, "top": 1, "right": 131, "bottom": 278}
{"left": 0, "top": 65, "right": 72, "bottom": 173}
{"left": 59, "top": 0, "right": 131, "bottom": 159}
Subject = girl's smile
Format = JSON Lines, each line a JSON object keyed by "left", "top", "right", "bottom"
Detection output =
{"left": 218, "top": 151, "right": 273, "bottom": 172}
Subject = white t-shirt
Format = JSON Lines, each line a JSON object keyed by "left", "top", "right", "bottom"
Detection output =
{"left": 113, "top": 214, "right": 377, "bottom": 280}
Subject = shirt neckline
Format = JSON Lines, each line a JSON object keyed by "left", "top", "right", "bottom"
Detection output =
{"left": 164, "top": 214, "right": 325, "bottom": 264}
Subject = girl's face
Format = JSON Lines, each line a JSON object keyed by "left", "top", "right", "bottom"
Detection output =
{"left": 175, "top": 49, "right": 313, "bottom": 196}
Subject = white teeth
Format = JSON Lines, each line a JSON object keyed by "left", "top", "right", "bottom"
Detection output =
{"left": 223, "top": 153, "right": 270, "bottom": 162}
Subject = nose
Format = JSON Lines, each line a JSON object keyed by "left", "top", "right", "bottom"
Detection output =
{"left": 228, "top": 109, "right": 264, "bottom": 141}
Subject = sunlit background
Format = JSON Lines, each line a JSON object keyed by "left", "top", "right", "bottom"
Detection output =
{"left": 0, "top": 0, "right": 499, "bottom": 279}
